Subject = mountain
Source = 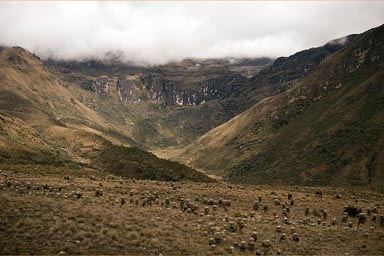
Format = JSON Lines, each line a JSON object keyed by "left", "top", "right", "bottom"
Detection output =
{"left": 1, "top": 25, "right": 381, "bottom": 186}
{"left": 0, "top": 46, "right": 213, "bottom": 182}
{"left": 168, "top": 25, "right": 384, "bottom": 187}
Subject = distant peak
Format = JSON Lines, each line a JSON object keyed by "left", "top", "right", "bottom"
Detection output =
{"left": 325, "top": 34, "right": 359, "bottom": 47}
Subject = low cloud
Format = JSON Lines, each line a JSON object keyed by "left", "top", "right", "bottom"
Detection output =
{"left": 0, "top": 1, "right": 383, "bottom": 65}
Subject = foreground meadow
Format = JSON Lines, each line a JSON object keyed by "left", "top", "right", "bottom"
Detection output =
{"left": 1, "top": 164, "right": 383, "bottom": 255}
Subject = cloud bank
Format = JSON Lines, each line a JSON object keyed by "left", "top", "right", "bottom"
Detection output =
{"left": 0, "top": 1, "right": 383, "bottom": 65}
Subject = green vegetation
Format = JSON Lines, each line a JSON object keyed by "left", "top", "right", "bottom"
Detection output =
{"left": 95, "top": 142, "right": 214, "bottom": 182}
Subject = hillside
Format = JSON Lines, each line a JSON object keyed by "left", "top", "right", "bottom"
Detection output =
{"left": 0, "top": 46, "right": 213, "bottom": 183}
{"left": 170, "top": 25, "right": 384, "bottom": 187}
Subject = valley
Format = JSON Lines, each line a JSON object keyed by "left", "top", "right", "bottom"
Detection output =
{"left": 0, "top": 18, "right": 383, "bottom": 255}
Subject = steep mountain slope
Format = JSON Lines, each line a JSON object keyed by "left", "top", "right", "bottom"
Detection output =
{"left": 243, "top": 34, "right": 358, "bottom": 103}
{"left": 0, "top": 46, "right": 213, "bottom": 182}
{"left": 171, "top": 24, "right": 384, "bottom": 187}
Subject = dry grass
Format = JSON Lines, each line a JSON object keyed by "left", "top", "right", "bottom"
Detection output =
{"left": 1, "top": 165, "right": 384, "bottom": 255}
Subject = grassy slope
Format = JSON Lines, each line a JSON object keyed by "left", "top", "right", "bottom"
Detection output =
{"left": 0, "top": 112, "right": 63, "bottom": 164}
{"left": 0, "top": 47, "right": 213, "bottom": 183}
{"left": 172, "top": 24, "right": 384, "bottom": 187}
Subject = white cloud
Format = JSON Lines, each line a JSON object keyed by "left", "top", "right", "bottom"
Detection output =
{"left": 0, "top": 1, "right": 382, "bottom": 65}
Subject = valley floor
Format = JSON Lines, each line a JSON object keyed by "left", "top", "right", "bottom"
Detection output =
{"left": 1, "top": 164, "right": 384, "bottom": 255}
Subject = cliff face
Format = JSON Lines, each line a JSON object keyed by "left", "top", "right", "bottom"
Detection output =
{"left": 48, "top": 57, "right": 268, "bottom": 106}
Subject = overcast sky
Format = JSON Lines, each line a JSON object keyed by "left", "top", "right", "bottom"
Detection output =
{"left": 0, "top": 1, "right": 383, "bottom": 65}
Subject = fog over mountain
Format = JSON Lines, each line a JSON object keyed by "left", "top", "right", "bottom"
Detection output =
{"left": 0, "top": 1, "right": 383, "bottom": 65}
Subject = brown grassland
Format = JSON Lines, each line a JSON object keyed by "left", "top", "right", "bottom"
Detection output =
{"left": 1, "top": 164, "right": 383, "bottom": 255}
